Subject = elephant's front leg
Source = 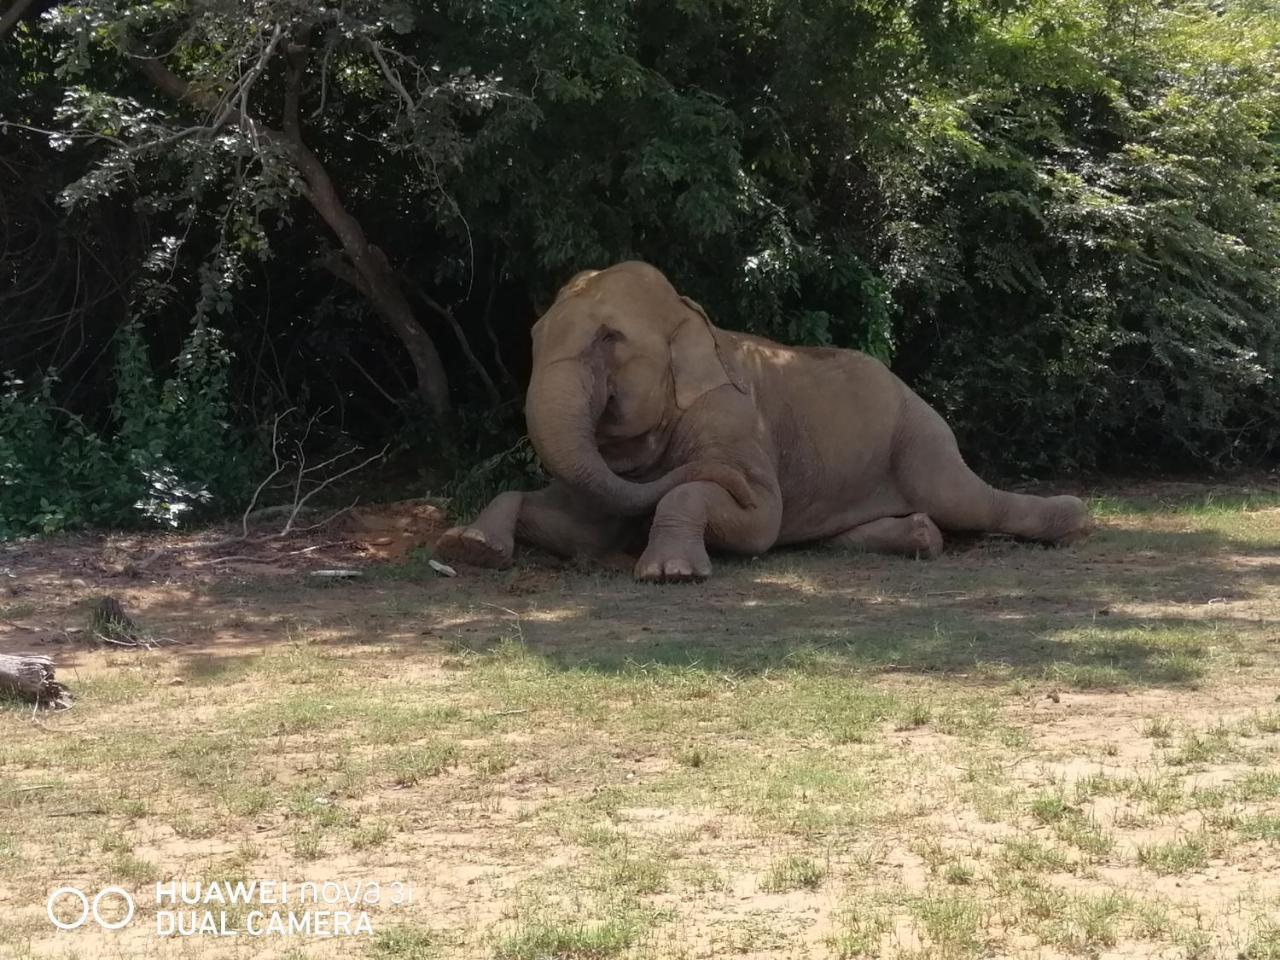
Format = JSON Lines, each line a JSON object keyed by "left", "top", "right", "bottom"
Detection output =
{"left": 636, "top": 480, "right": 782, "bottom": 582}
{"left": 435, "top": 483, "right": 632, "bottom": 568}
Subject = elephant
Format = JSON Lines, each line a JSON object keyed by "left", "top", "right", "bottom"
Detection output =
{"left": 434, "top": 261, "right": 1090, "bottom": 581}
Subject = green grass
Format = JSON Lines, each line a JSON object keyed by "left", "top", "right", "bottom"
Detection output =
{"left": 1137, "top": 836, "right": 1211, "bottom": 874}
{"left": 761, "top": 854, "right": 826, "bottom": 892}
{"left": 493, "top": 918, "right": 643, "bottom": 960}
{"left": 372, "top": 925, "right": 436, "bottom": 959}
{"left": 1242, "top": 921, "right": 1280, "bottom": 960}
{"left": 388, "top": 742, "right": 459, "bottom": 786}
{"left": 1, "top": 485, "right": 1277, "bottom": 960}
{"left": 828, "top": 904, "right": 891, "bottom": 958}
{"left": 911, "top": 893, "right": 986, "bottom": 957}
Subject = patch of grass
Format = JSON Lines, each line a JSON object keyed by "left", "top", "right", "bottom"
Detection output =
{"left": 1235, "top": 772, "right": 1280, "bottom": 802}
{"left": 372, "top": 924, "right": 435, "bottom": 959}
{"left": 895, "top": 702, "right": 932, "bottom": 730}
{"left": 220, "top": 783, "right": 274, "bottom": 817}
{"left": 292, "top": 830, "right": 323, "bottom": 861}
{"left": 1056, "top": 815, "right": 1114, "bottom": 857}
{"left": 99, "top": 831, "right": 133, "bottom": 854}
{"left": 108, "top": 853, "right": 158, "bottom": 884}
{"left": 1243, "top": 921, "right": 1280, "bottom": 959}
{"left": 1029, "top": 790, "right": 1072, "bottom": 824}
{"left": 77, "top": 672, "right": 150, "bottom": 705}
{"left": 674, "top": 746, "right": 707, "bottom": 768}
{"left": 680, "top": 863, "right": 727, "bottom": 894}
{"left": 571, "top": 825, "right": 624, "bottom": 848}
{"left": 1143, "top": 716, "right": 1175, "bottom": 741}
{"left": 1237, "top": 814, "right": 1280, "bottom": 842}
{"left": 1169, "top": 725, "right": 1239, "bottom": 767}
{"left": 829, "top": 904, "right": 891, "bottom": 958}
{"left": 762, "top": 854, "right": 826, "bottom": 892}
{"left": 1029, "top": 790, "right": 1114, "bottom": 857}
{"left": 286, "top": 789, "right": 350, "bottom": 828}
{"left": 911, "top": 893, "right": 985, "bottom": 957}
{"left": 1000, "top": 837, "right": 1069, "bottom": 872}
{"left": 943, "top": 862, "right": 975, "bottom": 885}
{"left": 474, "top": 747, "right": 514, "bottom": 776}
{"left": 1251, "top": 710, "right": 1280, "bottom": 734}
{"left": 1137, "top": 835, "right": 1211, "bottom": 874}
{"left": 1018, "top": 884, "right": 1131, "bottom": 953}
{"left": 598, "top": 853, "right": 667, "bottom": 895}
{"left": 389, "top": 742, "right": 458, "bottom": 786}
{"left": 349, "top": 821, "right": 393, "bottom": 851}
{"left": 493, "top": 917, "right": 641, "bottom": 960}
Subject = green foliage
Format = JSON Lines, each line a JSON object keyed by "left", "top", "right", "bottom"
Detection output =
{"left": 0, "top": 374, "right": 127, "bottom": 535}
{"left": 0, "top": 323, "right": 253, "bottom": 537}
{"left": 112, "top": 319, "right": 255, "bottom": 525}
{"left": 876, "top": 0, "right": 1280, "bottom": 469}
{"left": 437, "top": 409, "right": 547, "bottom": 521}
{"left": 1, "top": 0, "right": 1277, "bottom": 499}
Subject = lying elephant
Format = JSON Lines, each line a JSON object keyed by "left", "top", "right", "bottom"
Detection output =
{"left": 436, "top": 261, "right": 1089, "bottom": 580}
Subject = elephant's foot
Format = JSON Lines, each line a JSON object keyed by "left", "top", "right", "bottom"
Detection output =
{"left": 433, "top": 526, "right": 514, "bottom": 569}
{"left": 829, "top": 513, "right": 943, "bottom": 559}
{"left": 634, "top": 538, "right": 712, "bottom": 582}
{"left": 908, "top": 513, "right": 945, "bottom": 558}
{"left": 1044, "top": 495, "right": 1092, "bottom": 546}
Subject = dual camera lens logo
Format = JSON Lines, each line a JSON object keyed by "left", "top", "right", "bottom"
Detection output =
{"left": 46, "top": 886, "right": 135, "bottom": 930}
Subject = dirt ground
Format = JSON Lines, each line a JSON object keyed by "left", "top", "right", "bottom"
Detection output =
{"left": 1, "top": 479, "right": 1279, "bottom": 960}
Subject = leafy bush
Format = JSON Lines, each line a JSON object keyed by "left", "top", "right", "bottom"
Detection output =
{"left": 0, "top": 322, "right": 254, "bottom": 537}
{"left": 1, "top": 0, "right": 1277, "bottom": 488}
{"left": 0, "top": 374, "right": 129, "bottom": 535}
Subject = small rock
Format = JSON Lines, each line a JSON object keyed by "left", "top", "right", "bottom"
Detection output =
{"left": 428, "top": 559, "right": 457, "bottom": 577}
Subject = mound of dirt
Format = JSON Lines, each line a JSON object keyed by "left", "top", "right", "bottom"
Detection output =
{"left": 337, "top": 500, "right": 450, "bottom": 560}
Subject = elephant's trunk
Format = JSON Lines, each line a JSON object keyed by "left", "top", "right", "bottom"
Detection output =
{"left": 525, "top": 350, "right": 755, "bottom": 517}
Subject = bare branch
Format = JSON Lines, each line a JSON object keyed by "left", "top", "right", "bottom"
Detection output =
{"left": 280, "top": 445, "right": 389, "bottom": 535}
{"left": 240, "top": 406, "right": 297, "bottom": 537}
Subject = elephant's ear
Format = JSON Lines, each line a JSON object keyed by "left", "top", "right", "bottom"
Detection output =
{"left": 670, "top": 296, "right": 748, "bottom": 410}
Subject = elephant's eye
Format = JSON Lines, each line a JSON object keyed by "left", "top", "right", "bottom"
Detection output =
{"left": 600, "top": 328, "right": 623, "bottom": 345}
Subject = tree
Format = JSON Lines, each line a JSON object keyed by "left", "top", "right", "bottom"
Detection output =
{"left": 46, "top": 0, "right": 511, "bottom": 419}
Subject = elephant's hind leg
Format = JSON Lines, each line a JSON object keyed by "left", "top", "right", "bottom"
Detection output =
{"left": 435, "top": 483, "right": 632, "bottom": 568}
{"left": 828, "top": 513, "right": 943, "bottom": 559}
{"left": 894, "top": 399, "right": 1090, "bottom": 543}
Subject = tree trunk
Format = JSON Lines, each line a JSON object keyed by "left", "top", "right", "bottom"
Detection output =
{"left": 290, "top": 148, "right": 452, "bottom": 418}
{"left": 0, "top": 654, "right": 72, "bottom": 708}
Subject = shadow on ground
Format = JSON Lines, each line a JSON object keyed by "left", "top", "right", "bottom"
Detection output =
{"left": 30, "top": 516, "right": 1255, "bottom": 695}
{"left": 3, "top": 491, "right": 1277, "bottom": 701}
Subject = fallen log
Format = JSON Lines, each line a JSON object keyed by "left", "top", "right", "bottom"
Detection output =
{"left": 0, "top": 653, "right": 73, "bottom": 709}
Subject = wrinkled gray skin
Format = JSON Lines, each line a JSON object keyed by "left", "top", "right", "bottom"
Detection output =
{"left": 435, "top": 261, "right": 1090, "bottom": 581}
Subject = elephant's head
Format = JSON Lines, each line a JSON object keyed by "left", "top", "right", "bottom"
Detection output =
{"left": 524, "top": 261, "right": 751, "bottom": 516}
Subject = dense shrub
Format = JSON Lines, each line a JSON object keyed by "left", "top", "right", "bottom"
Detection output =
{"left": 0, "top": 323, "right": 254, "bottom": 536}
{"left": 0, "top": 0, "right": 1276, "bottom": 534}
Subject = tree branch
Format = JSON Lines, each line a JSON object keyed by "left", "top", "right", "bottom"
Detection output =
{"left": 404, "top": 277, "right": 502, "bottom": 406}
{"left": 128, "top": 41, "right": 452, "bottom": 417}
{"left": 365, "top": 39, "right": 415, "bottom": 115}
{"left": 0, "top": 0, "right": 34, "bottom": 40}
